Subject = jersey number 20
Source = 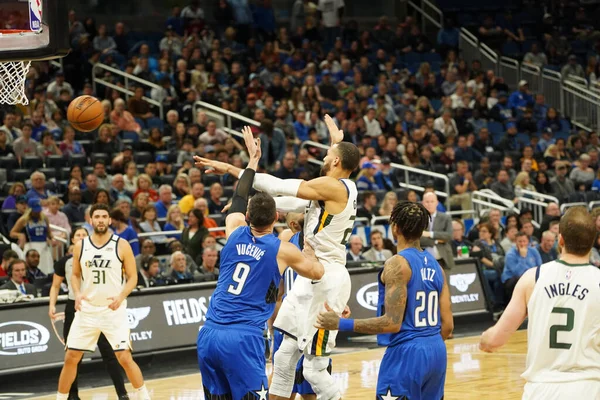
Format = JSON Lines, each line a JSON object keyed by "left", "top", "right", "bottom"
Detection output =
{"left": 414, "top": 291, "right": 439, "bottom": 327}
{"left": 227, "top": 263, "right": 250, "bottom": 295}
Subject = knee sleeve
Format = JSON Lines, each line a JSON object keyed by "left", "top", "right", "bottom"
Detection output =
{"left": 270, "top": 336, "right": 302, "bottom": 398}
{"left": 303, "top": 355, "right": 340, "bottom": 400}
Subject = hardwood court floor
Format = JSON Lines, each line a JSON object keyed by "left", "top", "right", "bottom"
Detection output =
{"left": 28, "top": 330, "right": 527, "bottom": 400}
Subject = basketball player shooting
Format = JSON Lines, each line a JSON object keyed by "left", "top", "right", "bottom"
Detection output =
{"left": 195, "top": 115, "right": 361, "bottom": 400}
{"left": 196, "top": 126, "right": 325, "bottom": 399}
{"left": 55, "top": 204, "right": 150, "bottom": 400}
{"left": 316, "top": 202, "right": 454, "bottom": 400}
{"left": 480, "top": 207, "right": 600, "bottom": 399}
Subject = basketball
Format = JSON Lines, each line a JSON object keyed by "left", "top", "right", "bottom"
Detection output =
{"left": 67, "top": 95, "right": 104, "bottom": 132}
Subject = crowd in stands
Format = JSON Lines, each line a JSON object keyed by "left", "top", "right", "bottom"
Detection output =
{"left": 1, "top": 1, "right": 600, "bottom": 306}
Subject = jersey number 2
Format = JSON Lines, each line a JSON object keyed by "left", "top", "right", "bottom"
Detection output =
{"left": 549, "top": 307, "right": 574, "bottom": 350}
{"left": 227, "top": 263, "right": 250, "bottom": 295}
{"left": 414, "top": 291, "right": 439, "bottom": 327}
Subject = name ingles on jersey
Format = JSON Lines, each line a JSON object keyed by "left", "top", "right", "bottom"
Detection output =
{"left": 543, "top": 282, "right": 589, "bottom": 301}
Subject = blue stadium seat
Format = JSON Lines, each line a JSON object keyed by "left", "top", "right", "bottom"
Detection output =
{"left": 501, "top": 41, "right": 521, "bottom": 58}
{"left": 430, "top": 99, "right": 442, "bottom": 111}
{"left": 463, "top": 218, "right": 475, "bottom": 234}
{"left": 404, "top": 52, "right": 421, "bottom": 65}
{"left": 487, "top": 121, "right": 505, "bottom": 135}
{"left": 122, "top": 131, "right": 139, "bottom": 142}
{"left": 422, "top": 53, "right": 442, "bottom": 64}
{"left": 560, "top": 119, "right": 571, "bottom": 132}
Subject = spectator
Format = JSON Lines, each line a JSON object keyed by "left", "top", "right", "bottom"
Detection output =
{"left": 110, "top": 99, "right": 141, "bottom": 135}
{"left": 181, "top": 209, "right": 209, "bottom": 264}
{"left": 133, "top": 174, "right": 159, "bottom": 202}
{"left": 449, "top": 161, "right": 476, "bottom": 216}
{"left": 6, "top": 196, "right": 27, "bottom": 235}
{"left": 521, "top": 219, "right": 540, "bottom": 248}
{"left": 46, "top": 71, "right": 74, "bottom": 99}
{"left": 179, "top": 182, "right": 205, "bottom": 214}
{"left": 93, "top": 24, "right": 117, "bottom": 54}
{"left": 346, "top": 235, "right": 365, "bottom": 261}
{"left": 356, "top": 162, "right": 380, "bottom": 191}
{"left": 139, "top": 205, "right": 170, "bottom": 244}
{"left": 164, "top": 205, "right": 186, "bottom": 240}
{"left": 135, "top": 238, "right": 156, "bottom": 270}
{"left": 2, "top": 183, "right": 26, "bottom": 210}
{"left": 0, "top": 259, "right": 36, "bottom": 295}
{"left": 502, "top": 232, "right": 542, "bottom": 298}
{"left": 43, "top": 196, "right": 71, "bottom": 242}
{"left": 374, "top": 159, "right": 399, "bottom": 191}
{"left": 514, "top": 171, "right": 536, "bottom": 195}
{"left": 122, "top": 161, "right": 138, "bottom": 193}
{"left": 275, "top": 151, "right": 301, "bottom": 179}
{"left": 420, "top": 192, "right": 454, "bottom": 270}
{"left": 93, "top": 160, "right": 112, "bottom": 190}
{"left": 110, "top": 208, "right": 140, "bottom": 256}
{"left": 0, "top": 129, "right": 13, "bottom": 157}
{"left": 318, "top": 0, "right": 344, "bottom": 50}
{"left": 523, "top": 43, "right": 548, "bottom": 67}
{"left": 199, "top": 120, "right": 229, "bottom": 145}
{"left": 155, "top": 185, "right": 174, "bottom": 219}
{"left": 0, "top": 112, "right": 22, "bottom": 145}
{"left": 537, "top": 231, "right": 558, "bottom": 263}
{"left": 363, "top": 107, "right": 382, "bottom": 138}
{"left": 81, "top": 174, "right": 99, "bottom": 205}
{"left": 59, "top": 126, "right": 85, "bottom": 157}
{"left": 26, "top": 171, "right": 53, "bottom": 204}
{"left": 207, "top": 183, "right": 224, "bottom": 215}
{"left": 433, "top": 109, "right": 458, "bottom": 138}
{"left": 500, "top": 225, "right": 518, "bottom": 253}
{"left": 109, "top": 174, "right": 132, "bottom": 204}
{"left": 356, "top": 191, "right": 377, "bottom": 221}
{"left": 378, "top": 191, "right": 398, "bottom": 216}
{"left": 169, "top": 251, "right": 195, "bottom": 284}
{"left": 127, "top": 86, "right": 160, "bottom": 127}
{"left": 363, "top": 230, "right": 393, "bottom": 262}
{"left": 474, "top": 157, "right": 495, "bottom": 188}
{"left": 455, "top": 135, "right": 482, "bottom": 163}
{"left": 61, "top": 187, "right": 86, "bottom": 224}
{"left": 550, "top": 162, "right": 575, "bottom": 201}
{"left": 93, "top": 123, "right": 120, "bottom": 156}
{"left": 195, "top": 248, "right": 220, "bottom": 282}
{"left": 12, "top": 123, "right": 42, "bottom": 161}
{"left": 570, "top": 153, "right": 595, "bottom": 189}
{"left": 137, "top": 257, "right": 168, "bottom": 288}
{"left": 472, "top": 222, "right": 505, "bottom": 307}
{"left": 25, "top": 249, "right": 47, "bottom": 283}
{"left": 159, "top": 26, "right": 183, "bottom": 56}
{"left": 194, "top": 198, "right": 226, "bottom": 238}
{"left": 259, "top": 119, "right": 286, "bottom": 169}
{"left": 451, "top": 219, "right": 472, "bottom": 256}
{"left": 489, "top": 92, "right": 512, "bottom": 122}
{"left": 508, "top": 80, "right": 533, "bottom": 112}
{"left": 497, "top": 123, "right": 521, "bottom": 152}
{"left": 561, "top": 55, "right": 585, "bottom": 80}
{"left": 0, "top": 250, "right": 18, "bottom": 278}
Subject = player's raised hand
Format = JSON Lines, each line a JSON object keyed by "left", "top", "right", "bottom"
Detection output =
{"left": 193, "top": 156, "right": 230, "bottom": 175}
{"left": 342, "top": 305, "right": 351, "bottom": 318}
{"left": 242, "top": 126, "right": 261, "bottom": 161}
{"left": 107, "top": 294, "right": 125, "bottom": 311}
{"left": 324, "top": 114, "right": 343, "bottom": 145}
{"left": 315, "top": 302, "right": 341, "bottom": 330}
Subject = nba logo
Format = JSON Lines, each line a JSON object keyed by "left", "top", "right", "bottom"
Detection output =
{"left": 29, "top": 0, "right": 42, "bottom": 32}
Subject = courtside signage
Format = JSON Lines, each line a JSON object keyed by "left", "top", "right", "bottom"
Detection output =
{"left": 0, "top": 321, "right": 50, "bottom": 355}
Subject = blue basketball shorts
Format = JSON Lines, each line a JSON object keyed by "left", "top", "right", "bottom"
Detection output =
{"left": 376, "top": 335, "right": 447, "bottom": 400}
{"left": 197, "top": 321, "right": 269, "bottom": 399}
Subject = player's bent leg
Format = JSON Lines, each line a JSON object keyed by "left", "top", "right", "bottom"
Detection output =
{"left": 57, "top": 349, "right": 84, "bottom": 395}
{"left": 97, "top": 333, "right": 128, "bottom": 398}
{"left": 114, "top": 350, "right": 150, "bottom": 400}
{"left": 302, "top": 355, "right": 340, "bottom": 400}
{"left": 270, "top": 335, "right": 303, "bottom": 399}
{"left": 197, "top": 327, "right": 231, "bottom": 399}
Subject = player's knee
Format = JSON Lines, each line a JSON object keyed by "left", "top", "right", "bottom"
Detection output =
{"left": 303, "top": 357, "right": 339, "bottom": 400}
{"left": 115, "top": 350, "right": 133, "bottom": 367}
{"left": 274, "top": 338, "right": 300, "bottom": 371}
{"left": 64, "top": 350, "right": 83, "bottom": 365}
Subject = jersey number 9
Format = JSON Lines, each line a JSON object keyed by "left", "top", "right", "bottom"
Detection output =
{"left": 414, "top": 291, "right": 439, "bottom": 327}
{"left": 227, "top": 263, "right": 251, "bottom": 295}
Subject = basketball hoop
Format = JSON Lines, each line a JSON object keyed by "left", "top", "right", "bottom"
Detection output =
{"left": 0, "top": 30, "right": 35, "bottom": 105}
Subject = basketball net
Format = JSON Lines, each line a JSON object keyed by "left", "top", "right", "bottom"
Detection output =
{"left": 0, "top": 60, "right": 32, "bottom": 105}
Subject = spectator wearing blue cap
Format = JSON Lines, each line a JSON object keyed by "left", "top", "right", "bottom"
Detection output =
{"left": 490, "top": 91, "right": 513, "bottom": 122}
{"left": 6, "top": 195, "right": 28, "bottom": 233}
{"left": 356, "top": 162, "right": 381, "bottom": 191}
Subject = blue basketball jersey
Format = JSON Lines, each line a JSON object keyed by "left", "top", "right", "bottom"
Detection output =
{"left": 378, "top": 248, "right": 444, "bottom": 347}
{"left": 282, "top": 232, "right": 302, "bottom": 298}
{"left": 25, "top": 218, "right": 47, "bottom": 242}
{"left": 206, "top": 226, "right": 282, "bottom": 329}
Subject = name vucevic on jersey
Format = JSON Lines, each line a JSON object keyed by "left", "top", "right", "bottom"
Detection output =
{"left": 235, "top": 244, "right": 266, "bottom": 261}
{"left": 543, "top": 282, "right": 589, "bottom": 300}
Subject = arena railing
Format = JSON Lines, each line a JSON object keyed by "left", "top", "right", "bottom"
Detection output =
{"left": 471, "top": 190, "right": 517, "bottom": 218}
{"left": 521, "top": 63, "right": 542, "bottom": 93}
{"left": 567, "top": 75, "right": 588, "bottom": 88}
{"left": 407, "top": 0, "right": 443, "bottom": 31}
{"left": 479, "top": 42, "right": 499, "bottom": 76}
{"left": 499, "top": 57, "right": 520, "bottom": 92}
{"left": 515, "top": 189, "right": 559, "bottom": 225}
{"left": 194, "top": 100, "right": 260, "bottom": 131}
{"left": 589, "top": 200, "right": 600, "bottom": 210}
{"left": 459, "top": 28, "right": 481, "bottom": 70}
{"left": 541, "top": 68, "right": 564, "bottom": 116}
{"left": 562, "top": 80, "right": 600, "bottom": 132}
{"left": 560, "top": 202, "right": 588, "bottom": 213}
{"left": 91, "top": 62, "right": 165, "bottom": 120}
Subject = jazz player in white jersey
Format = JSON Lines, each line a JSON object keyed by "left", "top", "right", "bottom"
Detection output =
{"left": 55, "top": 204, "right": 151, "bottom": 400}
{"left": 480, "top": 207, "right": 600, "bottom": 399}
{"left": 195, "top": 116, "right": 360, "bottom": 400}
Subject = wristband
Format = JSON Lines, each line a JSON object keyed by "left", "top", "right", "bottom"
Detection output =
{"left": 338, "top": 318, "right": 355, "bottom": 332}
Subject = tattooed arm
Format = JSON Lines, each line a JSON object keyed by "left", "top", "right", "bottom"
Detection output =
{"left": 315, "top": 255, "right": 411, "bottom": 334}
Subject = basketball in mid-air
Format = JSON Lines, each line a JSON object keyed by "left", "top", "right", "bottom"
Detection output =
{"left": 67, "top": 95, "right": 104, "bottom": 132}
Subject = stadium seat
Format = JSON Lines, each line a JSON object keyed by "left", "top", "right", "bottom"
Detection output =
{"left": 1, "top": 182, "right": 14, "bottom": 196}
{"left": 22, "top": 156, "right": 44, "bottom": 170}
{"left": 134, "top": 152, "right": 154, "bottom": 165}
{"left": 501, "top": 41, "right": 521, "bottom": 58}
{"left": 122, "top": 131, "right": 139, "bottom": 142}
{"left": 69, "top": 154, "right": 87, "bottom": 167}
{"left": 487, "top": 121, "right": 505, "bottom": 135}
{"left": 39, "top": 168, "right": 57, "bottom": 181}
{"left": 59, "top": 167, "right": 71, "bottom": 180}
{"left": 79, "top": 140, "right": 93, "bottom": 155}
{"left": 45, "top": 155, "right": 67, "bottom": 169}
{"left": 13, "top": 169, "right": 31, "bottom": 182}
{"left": 159, "top": 174, "right": 175, "bottom": 185}
{"left": 90, "top": 153, "right": 110, "bottom": 166}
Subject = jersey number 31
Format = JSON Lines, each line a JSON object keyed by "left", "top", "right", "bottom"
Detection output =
{"left": 414, "top": 291, "right": 439, "bottom": 327}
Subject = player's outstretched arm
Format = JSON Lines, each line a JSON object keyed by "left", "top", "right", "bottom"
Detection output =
{"left": 439, "top": 269, "right": 454, "bottom": 340}
{"left": 324, "top": 114, "right": 343, "bottom": 145}
{"left": 225, "top": 126, "right": 261, "bottom": 238}
{"left": 109, "top": 239, "right": 138, "bottom": 310}
{"left": 480, "top": 268, "right": 533, "bottom": 352}
{"left": 315, "top": 255, "right": 411, "bottom": 334}
{"left": 277, "top": 241, "right": 324, "bottom": 280}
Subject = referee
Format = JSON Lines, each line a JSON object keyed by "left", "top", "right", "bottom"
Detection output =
{"left": 49, "top": 227, "right": 129, "bottom": 400}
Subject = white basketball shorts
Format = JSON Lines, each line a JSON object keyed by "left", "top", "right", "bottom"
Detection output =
{"left": 66, "top": 301, "right": 131, "bottom": 352}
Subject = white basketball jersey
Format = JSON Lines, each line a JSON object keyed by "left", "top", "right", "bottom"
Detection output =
{"left": 522, "top": 260, "right": 600, "bottom": 383}
{"left": 304, "top": 179, "right": 357, "bottom": 267}
{"left": 65, "top": 257, "right": 75, "bottom": 301}
{"left": 79, "top": 235, "right": 125, "bottom": 308}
